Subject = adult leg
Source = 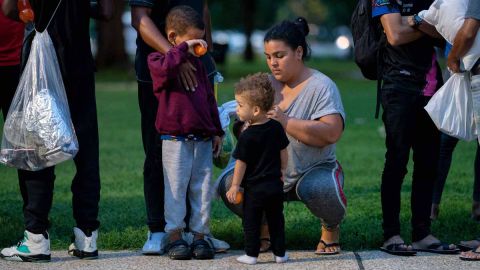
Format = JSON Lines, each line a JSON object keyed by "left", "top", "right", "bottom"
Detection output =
{"left": 294, "top": 161, "right": 346, "bottom": 254}
{"left": 431, "top": 133, "right": 458, "bottom": 220}
{"left": 410, "top": 96, "right": 439, "bottom": 242}
{"left": 380, "top": 89, "right": 416, "bottom": 242}
{"left": 67, "top": 74, "right": 100, "bottom": 233}
{"left": 137, "top": 81, "right": 165, "bottom": 232}
{"left": 0, "top": 65, "right": 20, "bottom": 119}
{"left": 472, "top": 143, "right": 480, "bottom": 220}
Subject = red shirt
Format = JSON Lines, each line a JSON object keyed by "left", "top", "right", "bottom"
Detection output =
{"left": 0, "top": 0, "right": 24, "bottom": 66}
{"left": 148, "top": 42, "right": 224, "bottom": 138}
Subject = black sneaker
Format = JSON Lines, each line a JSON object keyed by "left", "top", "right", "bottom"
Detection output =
{"left": 167, "top": 239, "right": 191, "bottom": 260}
{"left": 191, "top": 239, "right": 214, "bottom": 260}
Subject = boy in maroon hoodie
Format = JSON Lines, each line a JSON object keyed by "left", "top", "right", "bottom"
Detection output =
{"left": 147, "top": 5, "right": 223, "bottom": 260}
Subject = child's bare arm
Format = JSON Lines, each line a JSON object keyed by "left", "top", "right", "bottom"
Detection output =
{"left": 226, "top": 160, "right": 247, "bottom": 203}
{"left": 280, "top": 148, "right": 288, "bottom": 182}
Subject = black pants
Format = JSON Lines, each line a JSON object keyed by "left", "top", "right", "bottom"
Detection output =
{"left": 433, "top": 133, "right": 480, "bottom": 204}
{"left": 380, "top": 89, "right": 440, "bottom": 242}
{"left": 243, "top": 181, "right": 285, "bottom": 257}
{"left": 137, "top": 81, "right": 166, "bottom": 233}
{"left": 18, "top": 73, "right": 100, "bottom": 234}
{"left": 0, "top": 65, "right": 20, "bottom": 119}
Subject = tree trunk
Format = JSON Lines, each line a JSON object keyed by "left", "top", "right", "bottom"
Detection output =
{"left": 95, "top": 0, "right": 128, "bottom": 68}
{"left": 242, "top": 0, "right": 255, "bottom": 62}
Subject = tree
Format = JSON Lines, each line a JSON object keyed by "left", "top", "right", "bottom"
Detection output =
{"left": 95, "top": 0, "right": 128, "bottom": 68}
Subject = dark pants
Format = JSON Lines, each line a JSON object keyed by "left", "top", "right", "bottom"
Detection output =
{"left": 18, "top": 73, "right": 100, "bottom": 234}
{"left": 380, "top": 89, "right": 440, "bottom": 242}
{"left": 243, "top": 181, "right": 285, "bottom": 257}
{"left": 0, "top": 65, "right": 20, "bottom": 119}
{"left": 137, "top": 81, "right": 166, "bottom": 233}
{"left": 433, "top": 133, "right": 480, "bottom": 204}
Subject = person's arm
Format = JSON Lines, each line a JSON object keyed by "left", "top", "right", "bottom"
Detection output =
{"left": 380, "top": 13, "right": 424, "bottom": 46}
{"left": 404, "top": 15, "right": 443, "bottom": 39}
{"left": 90, "top": 0, "right": 113, "bottom": 21}
{"left": 131, "top": 6, "right": 198, "bottom": 90}
{"left": 226, "top": 160, "right": 247, "bottom": 203}
{"left": 267, "top": 107, "right": 343, "bottom": 147}
{"left": 203, "top": 0, "right": 213, "bottom": 51}
{"left": 2, "top": 0, "right": 19, "bottom": 21}
{"left": 447, "top": 18, "right": 480, "bottom": 73}
{"left": 280, "top": 148, "right": 287, "bottom": 182}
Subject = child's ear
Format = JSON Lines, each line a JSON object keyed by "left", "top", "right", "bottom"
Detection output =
{"left": 253, "top": 105, "right": 261, "bottom": 116}
{"left": 167, "top": 30, "right": 176, "bottom": 44}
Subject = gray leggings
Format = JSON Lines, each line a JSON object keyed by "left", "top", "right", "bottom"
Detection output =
{"left": 217, "top": 161, "right": 346, "bottom": 229}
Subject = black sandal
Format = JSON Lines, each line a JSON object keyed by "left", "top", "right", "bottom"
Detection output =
{"left": 380, "top": 243, "right": 416, "bottom": 256}
{"left": 167, "top": 239, "right": 191, "bottom": 260}
{"left": 191, "top": 239, "right": 214, "bottom": 260}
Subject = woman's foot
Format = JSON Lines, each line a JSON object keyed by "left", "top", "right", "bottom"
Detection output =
{"left": 379, "top": 235, "right": 416, "bottom": 256}
{"left": 315, "top": 226, "right": 341, "bottom": 255}
{"left": 460, "top": 246, "right": 480, "bottom": 261}
{"left": 236, "top": 254, "right": 257, "bottom": 265}
{"left": 430, "top": 203, "right": 440, "bottom": 220}
{"left": 259, "top": 224, "right": 271, "bottom": 253}
{"left": 412, "top": 235, "right": 459, "bottom": 254}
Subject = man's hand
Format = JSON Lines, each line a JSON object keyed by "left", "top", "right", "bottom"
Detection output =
{"left": 178, "top": 61, "right": 197, "bottom": 91}
{"left": 447, "top": 53, "right": 461, "bottom": 73}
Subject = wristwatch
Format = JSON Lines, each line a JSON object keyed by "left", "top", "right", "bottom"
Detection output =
{"left": 411, "top": 14, "right": 423, "bottom": 27}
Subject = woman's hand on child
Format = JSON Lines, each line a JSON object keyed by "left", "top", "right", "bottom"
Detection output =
{"left": 267, "top": 106, "right": 290, "bottom": 128}
{"left": 226, "top": 185, "right": 240, "bottom": 204}
{"left": 212, "top": 136, "right": 222, "bottom": 158}
{"left": 186, "top": 39, "right": 208, "bottom": 57}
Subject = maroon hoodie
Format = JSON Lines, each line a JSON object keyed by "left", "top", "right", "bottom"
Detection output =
{"left": 147, "top": 42, "right": 224, "bottom": 138}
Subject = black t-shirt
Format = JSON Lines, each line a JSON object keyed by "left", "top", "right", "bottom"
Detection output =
{"left": 23, "top": 0, "right": 94, "bottom": 80}
{"left": 372, "top": 0, "right": 438, "bottom": 92}
{"left": 233, "top": 120, "right": 289, "bottom": 188}
{"left": 129, "top": 0, "right": 214, "bottom": 82}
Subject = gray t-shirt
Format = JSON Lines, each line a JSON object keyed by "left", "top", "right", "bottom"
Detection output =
{"left": 466, "top": 0, "right": 480, "bottom": 20}
{"left": 280, "top": 70, "right": 346, "bottom": 192}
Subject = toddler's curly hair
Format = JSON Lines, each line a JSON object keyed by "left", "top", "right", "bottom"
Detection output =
{"left": 166, "top": 5, "right": 204, "bottom": 35}
{"left": 234, "top": 72, "right": 275, "bottom": 112}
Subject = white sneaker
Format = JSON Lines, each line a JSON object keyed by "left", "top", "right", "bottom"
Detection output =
{"left": 142, "top": 231, "right": 167, "bottom": 255}
{"left": 205, "top": 235, "right": 230, "bottom": 253}
{"left": 68, "top": 227, "right": 98, "bottom": 259}
{"left": 275, "top": 253, "right": 289, "bottom": 263}
{"left": 0, "top": 230, "right": 51, "bottom": 262}
{"left": 236, "top": 254, "right": 257, "bottom": 265}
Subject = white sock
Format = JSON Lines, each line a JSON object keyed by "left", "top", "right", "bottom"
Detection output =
{"left": 275, "top": 253, "right": 288, "bottom": 263}
{"left": 237, "top": 254, "right": 257, "bottom": 265}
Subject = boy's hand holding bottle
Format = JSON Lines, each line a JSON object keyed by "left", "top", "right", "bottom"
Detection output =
{"left": 185, "top": 39, "right": 208, "bottom": 57}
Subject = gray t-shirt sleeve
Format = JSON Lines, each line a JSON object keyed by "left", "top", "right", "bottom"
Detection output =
{"left": 466, "top": 0, "right": 480, "bottom": 20}
{"left": 309, "top": 80, "right": 346, "bottom": 124}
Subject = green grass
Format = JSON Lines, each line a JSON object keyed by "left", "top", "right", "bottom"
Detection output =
{"left": 0, "top": 55, "right": 478, "bottom": 251}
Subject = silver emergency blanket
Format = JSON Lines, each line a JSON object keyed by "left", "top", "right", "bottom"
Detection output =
{"left": 0, "top": 31, "right": 78, "bottom": 171}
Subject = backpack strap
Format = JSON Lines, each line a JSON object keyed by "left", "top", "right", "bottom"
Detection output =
{"left": 374, "top": 26, "right": 386, "bottom": 119}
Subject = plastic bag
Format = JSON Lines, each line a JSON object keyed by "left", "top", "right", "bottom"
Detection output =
{"left": 419, "top": 0, "right": 480, "bottom": 70}
{"left": 0, "top": 31, "right": 78, "bottom": 171}
{"left": 213, "top": 100, "right": 237, "bottom": 169}
{"left": 425, "top": 72, "right": 477, "bottom": 141}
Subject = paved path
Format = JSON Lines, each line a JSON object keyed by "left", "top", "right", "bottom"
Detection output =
{"left": 0, "top": 250, "right": 478, "bottom": 270}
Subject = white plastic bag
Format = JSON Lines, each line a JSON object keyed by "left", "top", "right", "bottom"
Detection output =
{"left": 419, "top": 0, "right": 480, "bottom": 70}
{"left": 0, "top": 31, "right": 78, "bottom": 171}
{"left": 425, "top": 73, "right": 477, "bottom": 141}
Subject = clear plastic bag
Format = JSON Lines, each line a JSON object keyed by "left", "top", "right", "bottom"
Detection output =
{"left": 213, "top": 100, "right": 237, "bottom": 169}
{"left": 425, "top": 72, "right": 477, "bottom": 141}
{"left": 0, "top": 31, "right": 78, "bottom": 171}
